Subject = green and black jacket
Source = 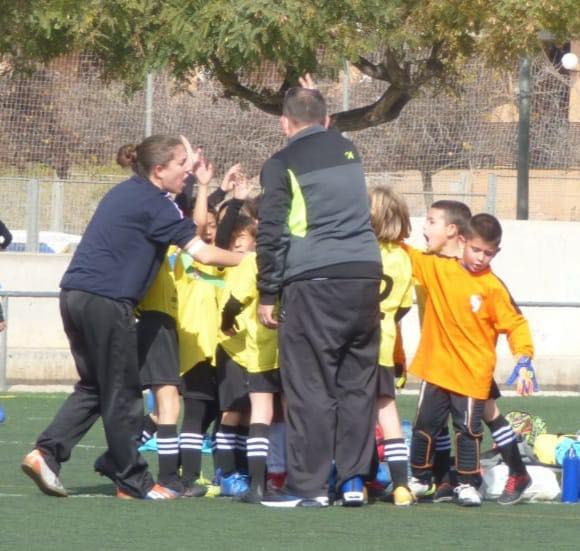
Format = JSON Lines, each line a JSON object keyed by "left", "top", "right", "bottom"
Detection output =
{"left": 257, "top": 125, "right": 381, "bottom": 305}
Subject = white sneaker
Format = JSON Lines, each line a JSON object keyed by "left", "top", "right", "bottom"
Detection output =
{"left": 408, "top": 477, "right": 432, "bottom": 499}
{"left": 454, "top": 484, "right": 482, "bottom": 507}
{"left": 21, "top": 449, "right": 68, "bottom": 497}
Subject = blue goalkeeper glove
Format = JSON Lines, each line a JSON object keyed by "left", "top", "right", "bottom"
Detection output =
{"left": 506, "top": 356, "right": 539, "bottom": 395}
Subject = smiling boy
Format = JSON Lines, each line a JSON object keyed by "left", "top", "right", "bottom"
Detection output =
{"left": 403, "top": 213, "right": 534, "bottom": 507}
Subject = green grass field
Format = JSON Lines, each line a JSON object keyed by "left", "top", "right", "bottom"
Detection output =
{"left": 1, "top": 393, "right": 579, "bottom": 551}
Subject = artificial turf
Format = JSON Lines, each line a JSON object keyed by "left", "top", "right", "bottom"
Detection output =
{"left": 1, "top": 393, "right": 579, "bottom": 551}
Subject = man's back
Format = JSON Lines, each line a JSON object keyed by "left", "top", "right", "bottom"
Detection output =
{"left": 257, "top": 125, "right": 380, "bottom": 297}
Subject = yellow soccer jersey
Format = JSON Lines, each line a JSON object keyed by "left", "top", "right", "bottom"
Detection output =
{"left": 175, "top": 253, "right": 224, "bottom": 375}
{"left": 378, "top": 242, "right": 413, "bottom": 368}
{"left": 137, "top": 246, "right": 178, "bottom": 318}
{"left": 219, "top": 252, "right": 278, "bottom": 373}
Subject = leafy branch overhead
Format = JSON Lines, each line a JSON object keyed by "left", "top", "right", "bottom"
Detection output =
{"left": 1, "top": 0, "right": 578, "bottom": 131}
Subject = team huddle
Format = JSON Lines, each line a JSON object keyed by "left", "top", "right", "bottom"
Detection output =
{"left": 21, "top": 84, "right": 537, "bottom": 508}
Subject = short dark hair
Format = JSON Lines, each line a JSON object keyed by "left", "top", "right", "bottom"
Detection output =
{"left": 466, "top": 213, "right": 502, "bottom": 245}
{"left": 282, "top": 87, "right": 327, "bottom": 125}
{"left": 230, "top": 214, "right": 257, "bottom": 247}
{"left": 431, "top": 200, "right": 472, "bottom": 236}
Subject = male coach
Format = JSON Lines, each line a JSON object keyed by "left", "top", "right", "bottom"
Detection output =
{"left": 257, "top": 85, "right": 382, "bottom": 507}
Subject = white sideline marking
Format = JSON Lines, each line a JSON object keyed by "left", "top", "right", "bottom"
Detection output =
{"left": 0, "top": 440, "right": 105, "bottom": 449}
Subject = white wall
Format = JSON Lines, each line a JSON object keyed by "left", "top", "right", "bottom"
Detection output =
{"left": 1, "top": 219, "right": 580, "bottom": 387}
{"left": 405, "top": 218, "right": 580, "bottom": 389}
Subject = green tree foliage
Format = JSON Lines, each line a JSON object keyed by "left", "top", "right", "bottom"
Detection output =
{"left": 1, "top": 0, "right": 579, "bottom": 131}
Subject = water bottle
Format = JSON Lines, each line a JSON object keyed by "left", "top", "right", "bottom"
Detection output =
{"left": 401, "top": 419, "right": 413, "bottom": 478}
{"left": 145, "top": 390, "right": 155, "bottom": 413}
{"left": 561, "top": 446, "right": 580, "bottom": 503}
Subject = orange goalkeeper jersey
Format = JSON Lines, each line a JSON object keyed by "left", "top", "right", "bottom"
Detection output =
{"left": 404, "top": 246, "right": 534, "bottom": 399}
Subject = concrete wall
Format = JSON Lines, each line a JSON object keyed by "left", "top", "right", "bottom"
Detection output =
{"left": 1, "top": 218, "right": 580, "bottom": 388}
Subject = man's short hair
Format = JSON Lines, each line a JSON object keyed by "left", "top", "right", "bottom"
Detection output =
{"left": 431, "top": 200, "right": 472, "bottom": 236}
{"left": 466, "top": 213, "right": 502, "bottom": 246}
{"left": 282, "top": 87, "right": 327, "bottom": 125}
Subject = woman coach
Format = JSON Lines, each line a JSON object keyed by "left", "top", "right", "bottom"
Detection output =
{"left": 22, "top": 135, "right": 240, "bottom": 499}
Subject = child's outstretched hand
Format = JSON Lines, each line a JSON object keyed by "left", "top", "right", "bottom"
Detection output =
{"left": 506, "top": 356, "right": 539, "bottom": 396}
{"left": 221, "top": 163, "right": 242, "bottom": 193}
{"left": 299, "top": 73, "right": 317, "bottom": 90}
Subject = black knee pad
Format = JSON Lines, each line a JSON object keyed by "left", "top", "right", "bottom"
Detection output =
{"left": 410, "top": 429, "right": 434, "bottom": 469}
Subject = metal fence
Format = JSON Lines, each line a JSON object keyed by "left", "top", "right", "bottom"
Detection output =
{"left": 1, "top": 53, "right": 580, "bottom": 249}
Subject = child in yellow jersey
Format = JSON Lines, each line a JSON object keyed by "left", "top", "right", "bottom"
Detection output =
{"left": 133, "top": 245, "right": 183, "bottom": 494}
{"left": 220, "top": 247, "right": 280, "bottom": 503}
{"left": 174, "top": 229, "right": 223, "bottom": 497}
{"left": 421, "top": 201, "right": 533, "bottom": 506}
{"left": 213, "top": 216, "right": 258, "bottom": 497}
{"left": 368, "top": 185, "right": 414, "bottom": 507}
{"left": 405, "top": 214, "right": 535, "bottom": 507}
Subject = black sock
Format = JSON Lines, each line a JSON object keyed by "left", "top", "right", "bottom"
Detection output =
{"left": 432, "top": 427, "right": 452, "bottom": 485}
{"left": 247, "top": 423, "right": 269, "bottom": 493}
{"left": 180, "top": 398, "right": 206, "bottom": 484}
{"left": 383, "top": 438, "right": 408, "bottom": 489}
{"left": 141, "top": 414, "right": 158, "bottom": 444}
{"left": 215, "top": 424, "right": 238, "bottom": 476}
{"left": 235, "top": 426, "right": 249, "bottom": 475}
{"left": 157, "top": 424, "right": 181, "bottom": 490}
{"left": 487, "top": 415, "right": 527, "bottom": 475}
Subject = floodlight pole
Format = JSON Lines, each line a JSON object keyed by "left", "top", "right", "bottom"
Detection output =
{"left": 516, "top": 57, "right": 531, "bottom": 220}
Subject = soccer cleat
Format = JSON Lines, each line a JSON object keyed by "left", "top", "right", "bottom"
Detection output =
{"left": 182, "top": 480, "right": 208, "bottom": 498}
{"left": 497, "top": 472, "right": 532, "bottom": 505}
{"left": 21, "top": 449, "right": 68, "bottom": 497}
{"left": 454, "top": 484, "right": 482, "bottom": 507}
{"left": 220, "top": 472, "right": 250, "bottom": 497}
{"left": 235, "top": 486, "right": 264, "bottom": 504}
{"left": 433, "top": 481, "right": 456, "bottom": 503}
{"left": 204, "top": 484, "right": 221, "bottom": 498}
{"left": 266, "top": 472, "right": 287, "bottom": 492}
{"left": 260, "top": 491, "right": 329, "bottom": 508}
{"left": 340, "top": 476, "right": 365, "bottom": 507}
{"left": 366, "top": 479, "right": 390, "bottom": 500}
{"left": 408, "top": 476, "right": 435, "bottom": 500}
{"left": 116, "top": 483, "right": 181, "bottom": 500}
{"left": 393, "top": 486, "right": 414, "bottom": 507}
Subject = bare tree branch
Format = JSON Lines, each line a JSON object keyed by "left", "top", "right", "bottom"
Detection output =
{"left": 210, "top": 56, "right": 283, "bottom": 116}
{"left": 353, "top": 56, "right": 391, "bottom": 82}
{"left": 331, "top": 85, "right": 413, "bottom": 132}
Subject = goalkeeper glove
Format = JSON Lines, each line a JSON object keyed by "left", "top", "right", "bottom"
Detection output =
{"left": 506, "top": 356, "right": 539, "bottom": 396}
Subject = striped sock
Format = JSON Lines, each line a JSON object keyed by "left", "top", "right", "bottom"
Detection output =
{"left": 235, "top": 428, "right": 249, "bottom": 475}
{"left": 140, "top": 414, "right": 157, "bottom": 444}
{"left": 247, "top": 423, "right": 269, "bottom": 492}
{"left": 487, "top": 415, "right": 526, "bottom": 475}
{"left": 383, "top": 438, "right": 409, "bottom": 489}
{"left": 215, "top": 425, "right": 237, "bottom": 476}
{"left": 157, "top": 424, "right": 181, "bottom": 489}
{"left": 179, "top": 431, "right": 204, "bottom": 483}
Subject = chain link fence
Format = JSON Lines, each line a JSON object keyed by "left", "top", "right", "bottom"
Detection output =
{"left": 1, "top": 53, "right": 579, "bottom": 250}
